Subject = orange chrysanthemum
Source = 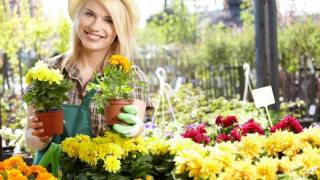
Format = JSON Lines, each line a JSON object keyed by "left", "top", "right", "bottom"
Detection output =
{"left": 108, "top": 55, "right": 132, "bottom": 73}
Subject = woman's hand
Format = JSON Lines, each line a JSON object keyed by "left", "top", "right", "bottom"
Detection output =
{"left": 112, "top": 105, "right": 144, "bottom": 137}
{"left": 28, "top": 115, "right": 51, "bottom": 143}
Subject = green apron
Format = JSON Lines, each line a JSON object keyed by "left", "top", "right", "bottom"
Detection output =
{"left": 33, "top": 89, "right": 96, "bottom": 176}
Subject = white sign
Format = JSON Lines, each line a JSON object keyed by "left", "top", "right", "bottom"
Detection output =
{"left": 252, "top": 86, "right": 275, "bottom": 108}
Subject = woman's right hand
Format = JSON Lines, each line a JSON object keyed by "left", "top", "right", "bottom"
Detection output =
{"left": 28, "top": 115, "right": 51, "bottom": 143}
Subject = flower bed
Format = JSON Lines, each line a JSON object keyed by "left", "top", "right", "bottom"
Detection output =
{"left": 60, "top": 115, "right": 320, "bottom": 179}
{"left": 0, "top": 156, "right": 57, "bottom": 179}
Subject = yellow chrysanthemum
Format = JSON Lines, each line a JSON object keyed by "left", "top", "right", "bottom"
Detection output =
{"left": 78, "top": 141, "right": 98, "bottom": 166}
{"left": 299, "top": 127, "right": 320, "bottom": 148}
{"left": 239, "top": 134, "right": 265, "bottom": 159}
{"left": 294, "top": 147, "right": 320, "bottom": 178}
{"left": 104, "top": 143, "right": 124, "bottom": 159}
{"left": 265, "top": 131, "right": 300, "bottom": 157}
{"left": 199, "top": 157, "right": 222, "bottom": 179}
{"left": 146, "top": 137, "right": 170, "bottom": 155}
{"left": 61, "top": 138, "right": 80, "bottom": 158}
{"left": 219, "top": 159, "right": 256, "bottom": 180}
{"left": 24, "top": 61, "right": 63, "bottom": 85}
{"left": 109, "top": 55, "right": 132, "bottom": 73}
{"left": 103, "top": 156, "right": 121, "bottom": 173}
{"left": 277, "top": 157, "right": 292, "bottom": 174}
{"left": 255, "top": 157, "right": 278, "bottom": 180}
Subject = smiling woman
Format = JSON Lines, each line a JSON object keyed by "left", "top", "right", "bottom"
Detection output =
{"left": 25, "top": 0, "right": 153, "bottom": 174}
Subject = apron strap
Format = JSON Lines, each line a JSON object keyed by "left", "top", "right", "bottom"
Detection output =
{"left": 82, "top": 78, "right": 99, "bottom": 107}
{"left": 82, "top": 89, "right": 96, "bottom": 107}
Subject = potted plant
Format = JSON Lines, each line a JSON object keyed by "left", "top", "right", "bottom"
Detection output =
{"left": 23, "top": 61, "right": 73, "bottom": 137}
{"left": 89, "top": 55, "right": 146, "bottom": 125}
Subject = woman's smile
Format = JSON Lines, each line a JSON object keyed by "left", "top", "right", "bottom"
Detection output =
{"left": 84, "top": 30, "right": 106, "bottom": 41}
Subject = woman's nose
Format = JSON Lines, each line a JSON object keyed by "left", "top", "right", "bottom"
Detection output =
{"left": 88, "top": 18, "right": 101, "bottom": 31}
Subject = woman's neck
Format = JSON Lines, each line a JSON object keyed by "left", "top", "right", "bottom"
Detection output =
{"left": 78, "top": 48, "right": 107, "bottom": 71}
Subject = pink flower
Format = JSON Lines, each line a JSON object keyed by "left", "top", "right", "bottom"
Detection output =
{"left": 271, "top": 115, "right": 303, "bottom": 133}
{"left": 216, "top": 133, "right": 231, "bottom": 143}
{"left": 241, "top": 119, "right": 265, "bottom": 136}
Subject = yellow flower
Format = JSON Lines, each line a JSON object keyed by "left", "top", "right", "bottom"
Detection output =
{"left": 294, "top": 147, "right": 320, "bottom": 178}
{"left": 277, "top": 157, "right": 292, "bottom": 174}
{"left": 255, "top": 157, "right": 278, "bottom": 180}
{"left": 103, "top": 156, "right": 121, "bottom": 173}
{"left": 265, "top": 131, "right": 300, "bottom": 157}
{"left": 61, "top": 138, "right": 80, "bottom": 158}
{"left": 199, "top": 157, "right": 222, "bottom": 179}
{"left": 239, "top": 134, "right": 265, "bottom": 159}
{"left": 24, "top": 61, "right": 63, "bottom": 85}
{"left": 219, "top": 159, "right": 257, "bottom": 180}
{"left": 108, "top": 55, "right": 132, "bottom": 73}
{"left": 146, "top": 137, "right": 170, "bottom": 155}
{"left": 78, "top": 141, "right": 98, "bottom": 166}
{"left": 299, "top": 127, "right": 320, "bottom": 148}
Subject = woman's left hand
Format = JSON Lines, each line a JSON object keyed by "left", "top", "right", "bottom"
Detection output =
{"left": 112, "top": 105, "right": 144, "bottom": 137}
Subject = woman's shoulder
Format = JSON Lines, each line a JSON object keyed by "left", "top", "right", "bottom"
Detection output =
{"left": 42, "top": 53, "right": 67, "bottom": 69}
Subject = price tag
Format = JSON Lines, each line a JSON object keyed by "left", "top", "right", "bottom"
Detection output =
{"left": 252, "top": 86, "right": 275, "bottom": 108}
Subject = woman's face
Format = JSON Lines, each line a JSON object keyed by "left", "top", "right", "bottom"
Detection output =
{"left": 78, "top": 0, "right": 117, "bottom": 52}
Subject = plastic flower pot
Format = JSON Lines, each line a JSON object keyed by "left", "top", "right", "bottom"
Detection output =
{"left": 35, "top": 109, "right": 64, "bottom": 137}
{"left": 105, "top": 99, "right": 146, "bottom": 125}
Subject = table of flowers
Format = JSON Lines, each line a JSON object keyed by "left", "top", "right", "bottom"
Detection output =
{"left": 48, "top": 115, "right": 319, "bottom": 179}
{"left": 1, "top": 115, "right": 319, "bottom": 179}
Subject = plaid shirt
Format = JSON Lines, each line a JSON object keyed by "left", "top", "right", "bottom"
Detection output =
{"left": 43, "top": 54, "right": 153, "bottom": 136}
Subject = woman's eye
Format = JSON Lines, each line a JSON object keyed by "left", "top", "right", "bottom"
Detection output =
{"left": 104, "top": 19, "right": 113, "bottom": 24}
{"left": 85, "top": 12, "right": 93, "bottom": 17}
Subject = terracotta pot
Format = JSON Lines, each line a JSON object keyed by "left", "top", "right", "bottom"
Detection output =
{"left": 35, "top": 109, "right": 64, "bottom": 137}
{"left": 105, "top": 99, "right": 146, "bottom": 125}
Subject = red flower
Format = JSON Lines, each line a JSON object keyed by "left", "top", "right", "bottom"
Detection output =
{"left": 215, "top": 115, "right": 223, "bottom": 126}
{"left": 223, "top": 116, "right": 238, "bottom": 127}
{"left": 270, "top": 115, "right": 303, "bottom": 133}
{"left": 216, "top": 133, "right": 231, "bottom": 143}
{"left": 230, "top": 128, "right": 241, "bottom": 141}
{"left": 215, "top": 115, "right": 238, "bottom": 128}
{"left": 181, "top": 124, "right": 211, "bottom": 145}
{"left": 241, "top": 119, "right": 265, "bottom": 136}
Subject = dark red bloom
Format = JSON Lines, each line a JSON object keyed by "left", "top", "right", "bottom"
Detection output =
{"left": 241, "top": 119, "right": 265, "bottom": 136}
{"left": 270, "top": 115, "right": 303, "bottom": 133}
{"left": 196, "top": 124, "right": 207, "bottom": 134}
{"left": 215, "top": 115, "right": 223, "bottom": 126}
{"left": 222, "top": 115, "right": 238, "bottom": 128}
{"left": 216, "top": 133, "right": 231, "bottom": 143}
{"left": 230, "top": 128, "right": 241, "bottom": 141}
{"left": 181, "top": 124, "right": 211, "bottom": 145}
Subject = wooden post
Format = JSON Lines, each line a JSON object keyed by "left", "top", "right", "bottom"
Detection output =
{"left": 253, "top": 0, "right": 269, "bottom": 88}
{"left": 266, "top": 0, "right": 280, "bottom": 110}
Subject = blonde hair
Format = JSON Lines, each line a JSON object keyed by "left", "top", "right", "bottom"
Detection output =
{"left": 64, "top": 0, "right": 139, "bottom": 70}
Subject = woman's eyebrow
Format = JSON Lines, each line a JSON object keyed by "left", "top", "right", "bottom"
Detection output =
{"left": 84, "top": 8, "right": 95, "bottom": 14}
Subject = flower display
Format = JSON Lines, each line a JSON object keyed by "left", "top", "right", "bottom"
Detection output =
{"left": 59, "top": 125, "right": 320, "bottom": 179}
{"left": 0, "top": 156, "right": 57, "bottom": 179}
